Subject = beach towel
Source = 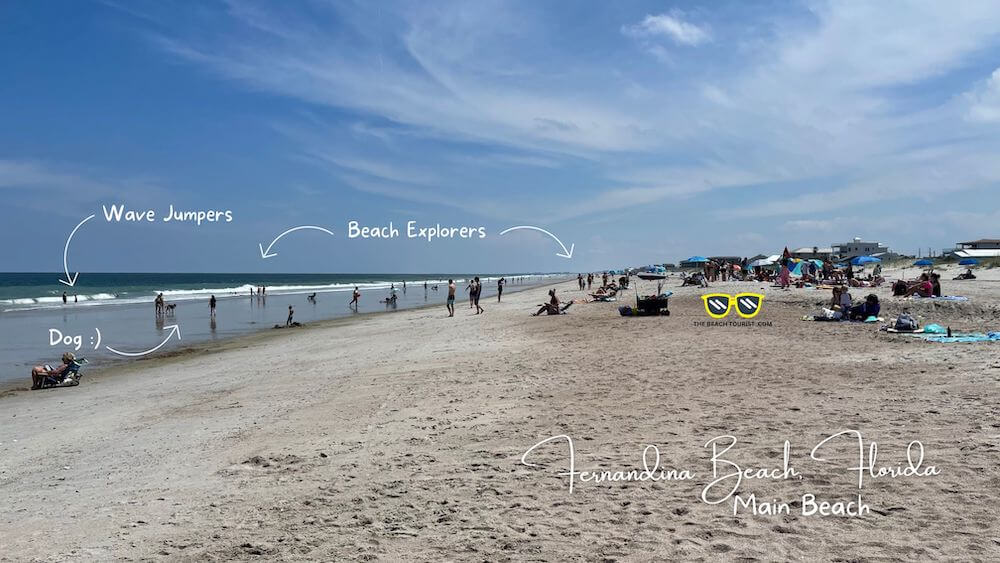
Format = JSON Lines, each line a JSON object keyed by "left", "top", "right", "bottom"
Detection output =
{"left": 918, "top": 332, "right": 1000, "bottom": 343}
{"left": 913, "top": 295, "right": 969, "bottom": 302}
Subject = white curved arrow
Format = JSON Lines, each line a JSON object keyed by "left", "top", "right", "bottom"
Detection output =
{"left": 259, "top": 225, "right": 335, "bottom": 259}
{"left": 498, "top": 225, "right": 574, "bottom": 259}
{"left": 105, "top": 325, "right": 181, "bottom": 357}
{"left": 59, "top": 214, "right": 96, "bottom": 286}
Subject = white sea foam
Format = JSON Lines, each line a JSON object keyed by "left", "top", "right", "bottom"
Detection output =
{"left": 1, "top": 275, "right": 564, "bottom": 312}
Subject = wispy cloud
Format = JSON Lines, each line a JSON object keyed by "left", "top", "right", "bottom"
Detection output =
{"left": 622, "top": 12, "right": 710, "bottom": 46}
{"left": 965, "top": 67, "right": 1000, "bottom": 122}
{"left": 106, "top": 0, "right": 1000, "bottom": 256}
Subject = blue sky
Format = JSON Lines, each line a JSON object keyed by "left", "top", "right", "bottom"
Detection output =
{"left": 2, "top": 0, "right": 1000, "bottom": 273}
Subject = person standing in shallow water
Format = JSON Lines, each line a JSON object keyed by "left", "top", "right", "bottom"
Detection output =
{"left": 349, "top": 286, "right": 360, "bottom": 309}
{"left": 446, "top": 279, "right": 456, "bottom": 317}
{"left": 209, "top": 295, "right": 217, "bottom": 318}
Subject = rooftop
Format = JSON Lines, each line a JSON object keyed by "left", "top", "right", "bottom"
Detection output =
{"left": 958, "top": 239, "right": 1000, "bottom": 245}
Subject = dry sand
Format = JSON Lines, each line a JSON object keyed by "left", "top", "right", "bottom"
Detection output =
{"left": 2, "top": 266, "right": 1000, "bottom": 561}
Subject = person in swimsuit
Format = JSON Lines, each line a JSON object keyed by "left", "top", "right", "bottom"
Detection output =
{"left": 446, "top": 279, "right": 456, "bottom": 317}
{"left": 350, "top": 286, "right": 361, "bottom": 309}
{"left": 209, "top": 295, "right": 217, "bottom": 317}
{"left": 497, "top": 277, "right": 505, "bottom": 302}
{"left": 286, "top": 305, "right": 294, "bottom": 326}
{"left": 473, "top": 276, "right": 484, "bottom": 314}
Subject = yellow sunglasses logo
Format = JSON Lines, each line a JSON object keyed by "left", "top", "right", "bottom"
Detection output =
{"left": 701, "top": 293, "right": 765, "bottom": 319}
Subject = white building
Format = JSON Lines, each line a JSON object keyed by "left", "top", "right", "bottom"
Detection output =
{"left": 789, "top": 246, "right": 834, "bottom": 260}
{"left": 832, "top": 237, "right": 891, "bottom": 260}
{"left": 951, "top": 239, "right": 1000, "bottom": 259}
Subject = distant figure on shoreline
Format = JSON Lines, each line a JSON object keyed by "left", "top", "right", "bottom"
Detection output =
{"left": 154, "top": 293, "right": 164, "bottom": 315}
{"left": 307, "top": 293, "right": 317, "bottom": 302}
{"left": 286, "top": 305, "right": 294, "bottom": 326}
{"left": 210, "top": 295, "right": 217, "bottom": 317}
{"left": 350, "top": 286, "right": 360, "bottom": 309}
{"left": 473, "top": 276, "right": 484, "bottom": 314}
{"left": 497, "top": 277, "right": 505, "bottom": 302}
{"left": 62, "top": 292, "right": 67, "bottom": 305}
{"left": 446, "top": 279, "right": 456, "bottom": 317}
{"left": 73, "top": 294, "right": 78, "bottom": 303}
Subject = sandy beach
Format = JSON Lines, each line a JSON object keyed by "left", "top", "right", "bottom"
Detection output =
{"left": 3, "top": 267, "right": 1000, "bottom": 561}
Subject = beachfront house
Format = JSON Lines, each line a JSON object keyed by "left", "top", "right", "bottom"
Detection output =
{"left": 832, "top": 237, "right": 896, "bottom": 261}
{"left": 949, "top": 238, "right": 1000, "bottom": 259}
{"left": 790, "top": 246, "right": 834, "bottom": 260}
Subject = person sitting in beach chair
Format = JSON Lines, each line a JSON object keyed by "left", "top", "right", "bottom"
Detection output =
{"left": 30, "top": 352, "right": 79, "bottom": 390}
{"left": 930, "top": 273, "right": 942, "bottom": 297}
{"left": 904, "top": 274, "right": 934, "bottom": 298}
{"left": 533, "top": 289, "right": 572, "bottom": 315}
{"left": 848, "top": 294, "right": 880, "bottom": 320}
{"left": 954, "top": 268, "right": 976, "bottom": 280}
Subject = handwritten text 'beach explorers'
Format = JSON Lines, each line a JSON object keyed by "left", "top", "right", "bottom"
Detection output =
{"left": 347, "top": 221, "right": 486, "bottom": 242}
{"left": 521, "top": 430, "right": 940, "bottom": 517}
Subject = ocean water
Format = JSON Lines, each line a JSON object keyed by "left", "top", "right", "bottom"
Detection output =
{"left": 0, "top": 272, "right": 564, "bottom": 386}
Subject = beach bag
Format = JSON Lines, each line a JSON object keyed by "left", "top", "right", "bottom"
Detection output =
{"left": 894, "top": 313, "right": 918, "bottom": 331}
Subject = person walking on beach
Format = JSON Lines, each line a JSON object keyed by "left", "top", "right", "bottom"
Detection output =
{"left": 473, "top": 276, "right": 485, "bottom": 314}
{"left": 62, "top": 292, "right": 67, "bottom": 305}
{"left": 447, "top": 279, "right": 456, "bottom": 317}
{"left": 286, "top": 305, "right": 294, "bottom": 326}
{"left": 587, "top": 273, "right": 593, "bottom": 290}
{"left": 497, "top": 277, "right": 505, "bottom": 302}
{"left": 578, "top": 273, "right": 584, "bottom": 290}
{"left": 350, "top": 286, "right": 360, "bottom": 309}
{"left": 466, "top": 280, "right": 476, "bottom": 308}
{"left": 155, "top": 293, "right": 164, "bottom": 315}
{"left": 210, "top": 295, "right": 217, "bottom": 317}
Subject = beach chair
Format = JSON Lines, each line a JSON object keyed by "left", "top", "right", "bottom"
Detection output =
{"left": 38, "top": 359, "right": 87, "bottom": 389}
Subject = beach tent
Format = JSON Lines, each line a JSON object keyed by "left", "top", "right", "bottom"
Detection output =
{"left": 851, "top": 256, "right": 881, "bottom": 266}
{"left": 913, "top": 259, "right": 933, "bottom": 266}
{"left": 959, "top": 258, "right": 979, "bottom": 266}
{"left": 790, "top": 259, "right": 823, "bottom": 276}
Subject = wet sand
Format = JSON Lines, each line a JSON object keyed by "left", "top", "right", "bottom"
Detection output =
{"left": 2, "top": 266, "right": 1000, "bottom": 561}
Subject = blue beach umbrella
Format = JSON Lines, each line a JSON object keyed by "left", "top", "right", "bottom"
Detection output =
{"left": 913, "top": 259, "right": 933, "bottom": 266}
{"left": 851, "top": 256, "right": 881, "bottom": 266}
{"left": 959, "top": 258, "right": 979, "bottom": 266}
{"left": 686, "top": 256, "right": 709, "bottom": 263}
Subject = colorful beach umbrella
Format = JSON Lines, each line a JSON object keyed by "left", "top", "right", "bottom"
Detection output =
{"left": 686, "top": 256, "right": 709, "bottom": 263}
{"left": 913, "top": 259, "right": 933, "bottom": 266}
{"left": 959, "top": 258, "right": 979, "bottom": 266}
{"left": 851, "top": 256, "right": 881, "bottom": 266}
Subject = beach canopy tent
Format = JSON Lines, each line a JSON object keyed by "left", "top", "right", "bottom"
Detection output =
{"left": 913, "top": 259, "right": 934, "bottom": 266}
{"left": 685, "top": 256, "right": 709, "bottom": 263}
{"left": 959, "top": 258, "right": 979, "bottom": 266}
{"left": 851, "top": 256, "right": 881, "bottom": 266}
